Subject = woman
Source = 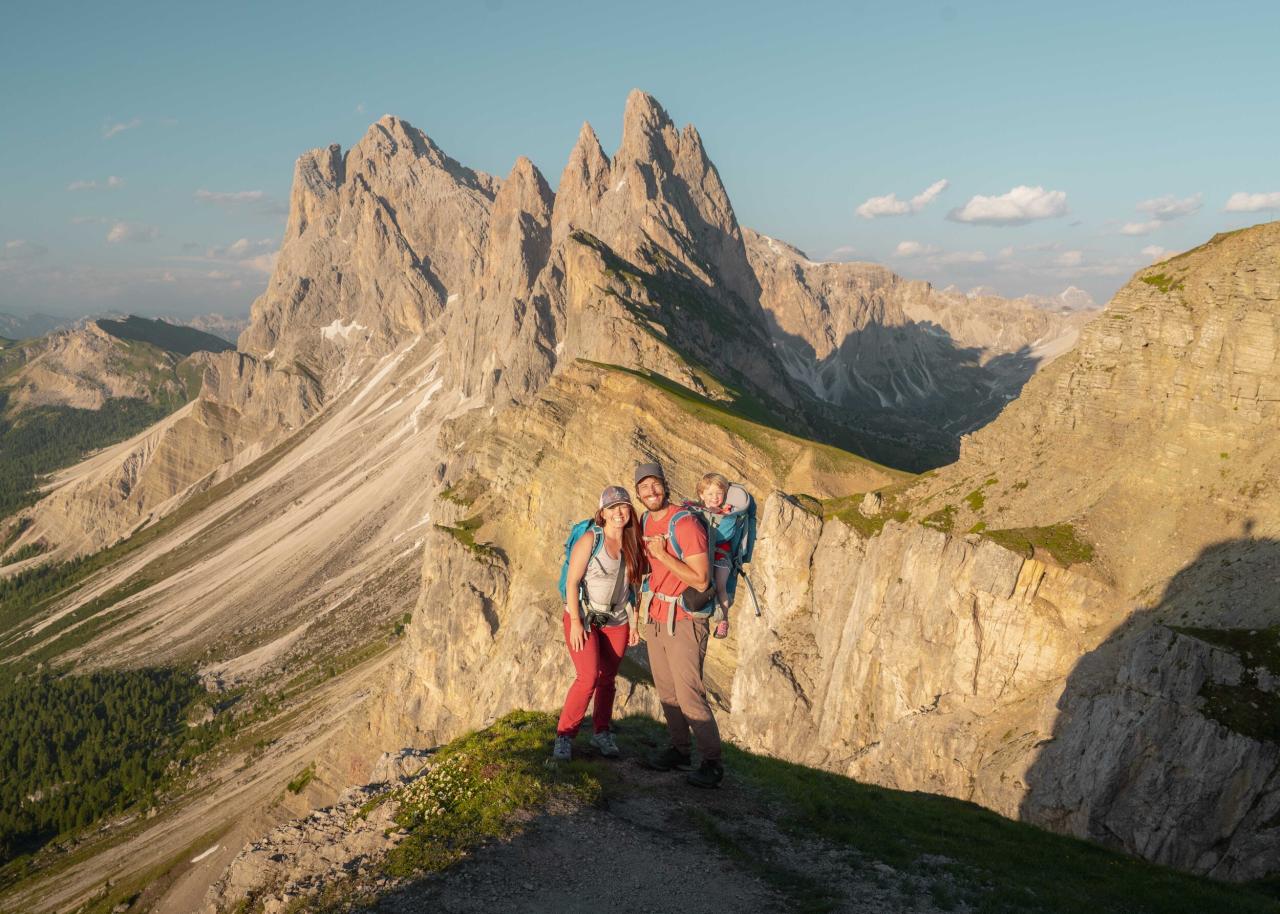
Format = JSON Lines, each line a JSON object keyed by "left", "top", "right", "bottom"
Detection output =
{"left": 553, "top": 485, "right": 646, "bottom": 761}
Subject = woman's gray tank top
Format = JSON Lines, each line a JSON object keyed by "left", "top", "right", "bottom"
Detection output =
{"left": 583, "top": 539, "right": 630, "bottom": 626}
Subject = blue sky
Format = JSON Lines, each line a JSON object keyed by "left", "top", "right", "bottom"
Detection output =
{"left": 2, "top": 0, "right": 1278, "bottom": 318}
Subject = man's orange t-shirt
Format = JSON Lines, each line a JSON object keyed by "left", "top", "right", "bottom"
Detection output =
{"left": 644, "top": 509, "right": 708, "bottom": 624}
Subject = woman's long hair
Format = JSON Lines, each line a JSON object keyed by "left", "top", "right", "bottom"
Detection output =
{"left": 594, "top": 505, "right": 647, "bottom": 590}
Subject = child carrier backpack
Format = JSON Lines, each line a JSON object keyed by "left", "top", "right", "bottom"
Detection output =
{"left": 673, "top": 483, "right": 761, "bottom": 623}
{"left": 682, "top": 483, "right": 757, "bottom": 585}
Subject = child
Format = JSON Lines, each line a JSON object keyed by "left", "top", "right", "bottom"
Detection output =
{"left": 695, "top": 473, "right": 734, "bottom": 639}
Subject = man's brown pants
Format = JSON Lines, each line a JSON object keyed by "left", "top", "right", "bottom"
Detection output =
{"left": 646, "top": 616, "right": 721, "bottom": 762}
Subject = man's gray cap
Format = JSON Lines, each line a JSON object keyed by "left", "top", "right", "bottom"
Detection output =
{"left": 634, "top": 462, "right": 665, "bottom": 486}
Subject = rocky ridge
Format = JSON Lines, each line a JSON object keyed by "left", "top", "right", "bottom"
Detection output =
{"left": 0, "top": 317, "right": 227, "bottom": 415}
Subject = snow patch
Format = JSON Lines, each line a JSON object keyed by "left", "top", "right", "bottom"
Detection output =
{"left": 191, "top": 845, "right": 220, "bottom": 864}
{"left": 447, "top": 293, "right": 459, "bottom": 304}
{"left": 406, "top": 370, "right": 445, "bottom": 434}
{"left": 321, "top": 319, "right": 366, "bottom": 343}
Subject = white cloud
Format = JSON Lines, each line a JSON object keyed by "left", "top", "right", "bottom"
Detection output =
{"left": 206, "top": 237, "right": 276, "bottom": 260}
{"left": 998, "top": 246, "right": 1015, "bottom": 259}
{"left": 947, "top": 185, "right": 1068, "bottom": 226}
{"left": 2, "top": 239, "right": 47, "bottom": 259}
{"left": 828, "top": 244, "right": 858, "bottom": 259}
{"left": 856, "top": 178, "right": 949, "bottom": 219}
{"left": 106, "top": 222, "right": 159, "bottom": 244}
{"left": 936, "top": 250, "right": 988, "bottom": 264}
{"left": 102, "top": 118, "right": 142, "bottom": 139}
{"left": 67, "top": 176, "right": 123, "bottom": 192}
{"left": 858, "top": 194, "right": 909, "bottom": 219}
{"left": 355, "top": 102, "right": 366, "bottom": 114}
{"left": 1120, "top": 221, "right": 1161, "bottom": 236}
{"left": 194, "top": 189, "right": 286, "bottom": 217}
{"left": 241, "top": 253, "right": 278, "bottom": 274}
{"left": 911, "top": 179, "right": 949, "bottom": 209}
{"left": 1054, "top": 250, "right": 1084, "bottom": 267}
{"left": 1136, "top": 193, "right": 1201, "bottom": 221}
{"left": 195, "top": 189, "right": 267, "bottom": 206}
{"left": 892, "top": 241, "right": 983, "bottom": 263}
{"left": 1224, "top": 191, "right": 1280, "bottom": 213}
{"left": 1142, "top": 245, "right": 1174, "bottom": 262}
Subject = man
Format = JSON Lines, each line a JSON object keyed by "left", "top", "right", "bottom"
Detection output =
{"left": 634, "top": 461, "right": 724, "bottom": 788}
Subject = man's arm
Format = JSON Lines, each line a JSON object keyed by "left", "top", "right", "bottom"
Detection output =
{"left": 646, "top": 517, "right": 710, "bottom": 590}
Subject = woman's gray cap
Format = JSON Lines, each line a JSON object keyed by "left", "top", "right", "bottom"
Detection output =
{"left": 634, "top": 462, "right": 665, "bottom": 486}
{"left": 599, "top": 485, "right": 632, "bottom": 509}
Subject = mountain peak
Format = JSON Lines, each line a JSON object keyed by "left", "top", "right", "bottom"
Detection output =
{"left": 617, "top": 89, "right": 676, "bottom": 163}
{"left": 623, "top": 88, "right": 670, "bottom": 125}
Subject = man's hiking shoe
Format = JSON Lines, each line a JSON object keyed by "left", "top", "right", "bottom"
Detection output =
{"left": 687, "top": 760, "right": 724, "bottom": 789}
{"left": 551, "top": 735, "right": 573, "bottom": 762}
{"left": 590, "top": 730, "right": 620, "bottom": 758}
{"left": 713, "top": 619, "right": 730, "bottom": 639}
{"left": 642, "top": 746, "right": 692, "bottom": 771}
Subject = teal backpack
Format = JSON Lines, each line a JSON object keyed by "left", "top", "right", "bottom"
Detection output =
{"left": 558, "top": 519, "right": 603, "bottom": 604}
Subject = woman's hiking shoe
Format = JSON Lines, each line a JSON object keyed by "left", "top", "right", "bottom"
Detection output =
{"left": 713, "top": 619, "right": 730, "bottom": 639}
{"left": 552, "top": 735, "right": 573, "bottom": 762}
{"left": 590, "top": 730, "right": 620, "bottom": 758}
{"left": 642, "top": 745, "right": 692, "bottom": 771}
{"left": 687, "top": 760, "right": 724, "bottom": 789}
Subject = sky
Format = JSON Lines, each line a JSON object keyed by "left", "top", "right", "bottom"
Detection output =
{"left": 1, "top": 0, "right": 1278, "bottom": 319}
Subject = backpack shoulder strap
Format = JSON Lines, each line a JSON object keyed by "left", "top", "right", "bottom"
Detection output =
{"left": 667, "top": 508, "right": 703, "bottom": 560}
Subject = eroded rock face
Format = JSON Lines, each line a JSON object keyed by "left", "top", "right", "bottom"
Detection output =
{"left": 1023, "top": 624, "right": 1280, "bottom": 881}
{"left": 18, "top": 351, "right": 321, "bottom": 555}
{"left": 730, "top": 494, "right": 1280, "bottom": 881}
{"left": 240, "top": 117, "right": 500, "bottom": 385}
{"left": 914, "top": 222, "right": 1280, "bottom": 599}
{"left": 744, "top": 228, "right": 1095, "bottom": 459}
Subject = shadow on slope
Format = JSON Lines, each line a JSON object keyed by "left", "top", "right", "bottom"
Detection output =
{"left": 762, "top": 309, "right": 1043, "bottom": 471}
{"left": 1022, "top": 533, "right": 1280, "bottom": 882}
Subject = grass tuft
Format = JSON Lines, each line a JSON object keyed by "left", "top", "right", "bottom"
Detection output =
{"left": 981, "top": 523, "right": 1094, "bottom": 566}
{"left": 384, "top": 711, "right": 603, "bottom": 878}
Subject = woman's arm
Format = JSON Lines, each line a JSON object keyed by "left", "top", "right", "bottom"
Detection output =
{"left": 565, "top": 533, "right": 592, "bottom": 651}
